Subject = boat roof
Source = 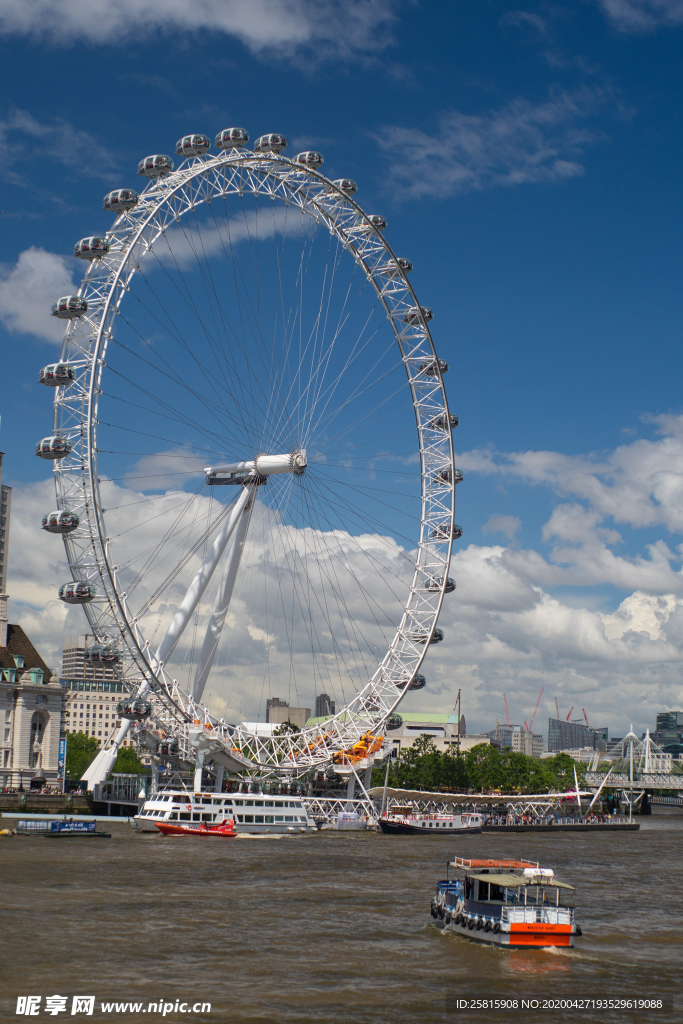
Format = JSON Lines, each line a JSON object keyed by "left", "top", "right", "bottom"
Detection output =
{"left": 466, "top": 872, "right": 575, "bottom": 890}
{"left": 453, "top": 857, "right": 537, "bottom": 869}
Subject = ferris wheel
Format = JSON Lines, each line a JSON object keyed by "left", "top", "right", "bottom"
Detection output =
{"left": 37, "top": 129, "right": 460, "bottom": 785}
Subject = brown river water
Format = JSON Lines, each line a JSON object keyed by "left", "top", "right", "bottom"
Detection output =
{"left": 1, "top": 813, "right": 681, "bottom": 1024}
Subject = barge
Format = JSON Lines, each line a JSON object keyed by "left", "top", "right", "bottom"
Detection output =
{"left": 431, "top": 857, "right": 581, "bottom": 947}
{"left": 379, "top": 808, "right": 483, "bottom": 835}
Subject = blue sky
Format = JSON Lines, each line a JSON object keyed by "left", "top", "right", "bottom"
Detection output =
{"left": 2, "top": 0, "right": 683, "bottom": 736}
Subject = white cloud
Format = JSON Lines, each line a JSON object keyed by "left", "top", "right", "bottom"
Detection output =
{"left": 0, "top": 0, "right": 396, "bottom": 58}
{"left": 0, "top": 247, "right": 74, "bottom": 342}
{"left": 374, "top": 88, "right": 607, "bottom": 198}
{"left": 0, "top": 109, "right": 116, "bottom": 185}
{"left": 599, "top": 0, "right": 683, "bottom": 31}
{"left": 481, "top": 513, "right": 521, "bottom": 540}
{"left": 458, "top": 414, "right": 683, "bottom": 535}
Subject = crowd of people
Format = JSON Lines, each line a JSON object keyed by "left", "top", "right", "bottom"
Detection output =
{"left": 486, "top": 812, "right": 615, "bottom": 826}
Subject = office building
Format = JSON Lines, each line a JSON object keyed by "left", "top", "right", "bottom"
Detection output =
{"left": 487, "top": 724, "right": 543, "bottom": 758}
{"left": 654, "top": 711, "right": 683, "bottom": 747}
{"left": 315, "top": 693, "right": 336, "bottom": 719}
{"left": 61, "top": 635, "right": 129, "bottom": 746}
{"left": 548, "top": 718, "right": 607, "bottom": 752}
{"left": 305, "top": 710, "right": 483, "bottom": 757}
{"left": 267, "top": 699, "right": 311, "bottom": 729}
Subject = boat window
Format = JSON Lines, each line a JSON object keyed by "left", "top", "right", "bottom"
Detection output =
{"left": 275, "top": 816, "right": 283, "bottom": 822}
{"left": 169, "top": 813, "right": 178, "bottom": 820}
{"left": 244, "top": 799, "right": 253, "bottom": 806}
{"left": 479, "top": 881, "right": 490, "bottom": 901}
{"left": 243, "top": 815, "right": 254, "bottom": 823}
{"left": 192, "top": 813, "right": 200, "bottom": 821}
{"left": 265, "top": 816, "right": 274, "bottom": 823}
{"left": 285, "top": 816, "right": 293, "bottom": 821}
{"left": 254, "top": 800, "right": 263, "bottom": 807}
{"left": 294, "top": 802, "right": 303, "bottom": 808}
{"left": 233, "top": 800, "right": 242, "bottom": 806}
{"left": 255, "top": 815, "right": 264, "bottom": 823}
{"left": 180, "top": 813, "right": 190, "bottom": 820}
{"left": 264, "top": 800, "right": 273, "bottom": 807}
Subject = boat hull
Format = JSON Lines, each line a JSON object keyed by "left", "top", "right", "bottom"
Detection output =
{"left": 444, "top": 918, "right": 574, "bottom": 948}
{"left": 379, "top": 820, "right": 482, "bottom": 835}
{"left": 156, "top": 823, "right": 235, "bottom": 837}
{"left": 483, "top": 823, "right": 639, "bottom": 832}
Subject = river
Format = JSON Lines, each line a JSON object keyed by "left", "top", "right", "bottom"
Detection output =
{"left": 1, "top": 813, "right": 680, "bottom": 1024}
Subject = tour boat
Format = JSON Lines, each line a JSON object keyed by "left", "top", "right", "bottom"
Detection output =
{"left": 431, "top": 857, "right": 581, "bottom": 948}
{"left": 378, "top": 807, "right": 484, "bottom": 835}
{"left": 155, "top": 818, "right": 236, "bottom": 837}
{"left": 134, "top": 788, "right": 316, "bottom": 834}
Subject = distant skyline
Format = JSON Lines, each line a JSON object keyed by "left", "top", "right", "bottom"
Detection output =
{"left": 1, "top": 1, "right": 683, "bottom": 734}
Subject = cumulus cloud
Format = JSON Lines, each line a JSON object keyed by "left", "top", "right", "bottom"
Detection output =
{"left": 598, "top": 0, "right": 683, "bottom": 32}
{"left": 374, "top": 88, "right": 607, "bottom": 198}
{"left": 0, "top": 0, "right": 396, "bottom": 58}
{"left": 0, "top": 247, "right": 74, "bottom": 342}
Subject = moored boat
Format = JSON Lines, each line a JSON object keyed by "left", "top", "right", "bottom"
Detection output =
{"left": 431, "top": 857, "right": 581, "bottom": 947}
{"left": 379, "top": 807, "right": 483, "bottom": 835}
{"left": 156, "top": 818, "right": 236, "bottom": 837}
{"left": 134, "top": 788, "right": 316, "bottom": 834}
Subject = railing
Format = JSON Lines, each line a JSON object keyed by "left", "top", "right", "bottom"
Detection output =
{"left": 502, "top": 907, "right": 573, "bottom": 925}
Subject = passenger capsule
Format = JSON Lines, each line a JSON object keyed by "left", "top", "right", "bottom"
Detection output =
{"left": 428, "top": 413, "right": 459, "bottom": 431}
{"left": 386, "top": 713, "right": 403, "bottom": 731}
{"left": 58, "top": 581, "right": 96, "bottom": 605}
{"left": 403, "top": 306, "right": 433, "bottom": 325}
{"left": 73, "top": 237, "right": 110, "bottom": 260}
{"left": 295, "top": 151, "right": 324, "bottom": 169}
{"left": 378, "top": 257, "right": 413, "bottom": 278}
{"left": 175, "top": 134, "right": 211, "bottom": 158}
{"left": 158, "top": 739, "right": 179, "bottom": 756}
{"left": 215, "top": 127, "right": 250, "bottom": 149}
{"left": 51, "top": 295, "right": 88, "bottom": 320}
{"left": 85, "top": 643, "right": 120, "bottom": 664}
{"left": 41, "top": 510, "right": 80, "bottom": 534}
{"left": 35, "top": 436, "right": 72, "bottom": 460}
{"left": 38, "top": 363, "right": 75, "bottom": 387}
{"left": 137, "top": 154, "right": 174, "bottom": 178}
{"left": 103, "top": 188, "right": 139, "bottom": 214}
{"left": 425, "top": 577, "right": 456, "bottom": 593}
{"left": 117, "top": 697, "right": 152, "bottom": 721}
{"left": 398, "top": 673, "right": 427, "bottom": 691}
{"left": 253, "top": 133, "right": 288, "bottom": 154}
{"left": 361, "top": 214, "right": 387, "bottom": 232}
{"left": 330, "top": 178, "right": 357, "bottom": 195}
{"left": 418, "top": 358, "right": 449, "bottom": 377}
{"left": 408, "top": 627, "right": 444, "bottom": 645}
{"left": 431, "top": 522, "right": 462, "bottom": 540}
{"left": 434, "top": 468, "right": 463, "bottom": 486}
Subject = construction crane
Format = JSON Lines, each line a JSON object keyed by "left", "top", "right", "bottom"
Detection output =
{"left": 554, "top": 697, "right": 560, "bottom": 720}
{"left": 503, "top": 693, "right": 510, "bottom": 726}
{"left": 524, "top": 687, "right": 544, "bottom": 731}
{"left": 565, "top": 706, "right": 573, "bottom": 721}
{"left": 582, "top": 707, "right": 593, "bottom": 729}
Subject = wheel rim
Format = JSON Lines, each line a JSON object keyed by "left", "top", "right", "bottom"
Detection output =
{"left": 49, "top": 145, "right": 457, "bottom": 770}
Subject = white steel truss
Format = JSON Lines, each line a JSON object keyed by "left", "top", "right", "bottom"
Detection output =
{"left": 49, "top": 146, "right": 457, "bottom": 774}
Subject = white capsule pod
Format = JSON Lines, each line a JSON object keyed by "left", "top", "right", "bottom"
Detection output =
{"left": 85, "top": 643, "right": 120, "bottom": 664}
{"left": 433, "top": 467, "right": 463, "bottom": 486}
{"left": 354, "top": 214, "right": 387, "bottom": 234}
{"left": 175, "top": 134, "right": 211, "bottom": 158}
{"left": 403, "top": 305, "right": 433, "bottom": 325}
{"left": 215, "top": 127, "right": 249, "bottom": 149}
{"left": 428, "top": 412, "right": 459, "bottom": 431}
{"left": 431, "top": 522, "right": 462, "bottom": 540}
{"left": 137, "top": 154, "right": 174, "bottom": 178}
{"left": 295, "top": 151, "right": 324, "bottom": 169}
{"left": 330, "top": 178, "right": 357, "bottom": 195}
{"left": 418, "top": 357, "right": 448, "bottom": 377}
{"left": 397, "top": 673, "right": 427, "bottom": 691}
{"left": 253, "top": 133, "right": 288, "bottom": 154}
{"left": 378, "top": 257, "right": 412, "bottom": 278}
{"left": 38, "top": 363, "right": 75, "bottom": 387}
{"left": 103, "top": 188, "right": 139, "bottom": 214}
{"left": 74, "top": 236, "right": 110, "bottom": 260}
{"left": 58, "top": 581, "right": 96, "bottom": 605}
{"left": 42, "top": 510, "right": 80, "bottom": 534}
{"left": 50, "top": 295, "right": 88, "bottom": 320}
{"left": 35, "top": 436, "right": 73, "bottom": 459}
{"left": 117, "top": 697, "right": 152, "bottom": 721}
{"left": 406, "top": 627, "right": 444, "bottom": 645}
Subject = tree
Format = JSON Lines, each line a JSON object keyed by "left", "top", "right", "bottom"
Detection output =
{"left": 273, "top": 721, "right": 301, "bottom": 735}
{"left": 111, "top": 746, "right": 150, "bottom": 774}
{"left": 66, "top": 731, "right": 100, "bottom": 780}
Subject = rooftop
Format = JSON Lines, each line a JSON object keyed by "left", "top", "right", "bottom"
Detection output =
{"left": 0, "top": 623, "right": 52, "bottom": 678}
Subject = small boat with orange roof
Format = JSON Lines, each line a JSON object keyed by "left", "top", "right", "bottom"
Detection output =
{"left": 431, "top": 856, "right": 581, "bottom": 947}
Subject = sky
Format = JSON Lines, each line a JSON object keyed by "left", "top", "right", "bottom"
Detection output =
{"left": 1, "top": 0, "right": 683, "bottom": 739}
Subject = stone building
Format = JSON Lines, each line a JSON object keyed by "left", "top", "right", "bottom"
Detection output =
{"left": 0, "top": 624, "right": 63, "bottom": 789}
